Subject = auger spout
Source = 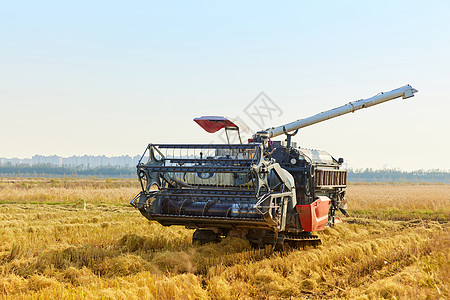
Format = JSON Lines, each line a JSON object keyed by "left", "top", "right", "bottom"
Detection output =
{"left": 266, "top": 85, "right": 418, "bottom": 138}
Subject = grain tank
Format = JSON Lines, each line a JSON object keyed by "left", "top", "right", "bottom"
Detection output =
{"left": 131, "top": 85, "right": 418, "bottom": 249}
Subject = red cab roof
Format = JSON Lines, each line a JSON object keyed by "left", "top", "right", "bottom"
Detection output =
{"left": 194, "top": 116, "right": 239, "bottom": 133}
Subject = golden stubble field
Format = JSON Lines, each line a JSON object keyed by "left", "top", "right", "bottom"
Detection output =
{"left": 0, "top": 178, "right": 448, "bottom": 299}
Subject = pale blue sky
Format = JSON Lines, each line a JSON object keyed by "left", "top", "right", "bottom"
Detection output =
{"left": 1, "top": 1, "right": 449, "bottom": 170}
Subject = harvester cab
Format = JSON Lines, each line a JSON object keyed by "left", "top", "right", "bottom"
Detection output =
{"left": 131, "top": 85, "right": 418, "bottom": 249}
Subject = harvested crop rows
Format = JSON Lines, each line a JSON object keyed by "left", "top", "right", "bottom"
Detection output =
{"left": 0, "top": 179, "right": 448, "bottom": 299}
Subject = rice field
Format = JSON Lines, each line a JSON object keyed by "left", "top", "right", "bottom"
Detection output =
{"left": 0, "top": 178, "right": 448, "bottom": 299}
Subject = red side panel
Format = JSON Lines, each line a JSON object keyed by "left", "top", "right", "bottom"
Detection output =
{"left": 296, "top": 196, "right": 331, "bottom": 232}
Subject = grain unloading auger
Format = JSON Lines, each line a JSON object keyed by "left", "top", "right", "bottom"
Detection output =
{"left": 131, "top": 85, "right": 418, "bottom": 249}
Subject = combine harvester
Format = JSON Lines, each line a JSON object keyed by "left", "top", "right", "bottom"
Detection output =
{"left": 131, "top": 85, "right": 418, "bottom": 249}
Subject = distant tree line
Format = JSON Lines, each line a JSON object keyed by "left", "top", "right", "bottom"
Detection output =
{"left": 0, "top": 164, "right": 448, "bottom": 183}
{"left": 347, "top": 168, "right": 449, "bottom": 184}
{"left": 0, "top": 163, "right": 136, "bottom": 178}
